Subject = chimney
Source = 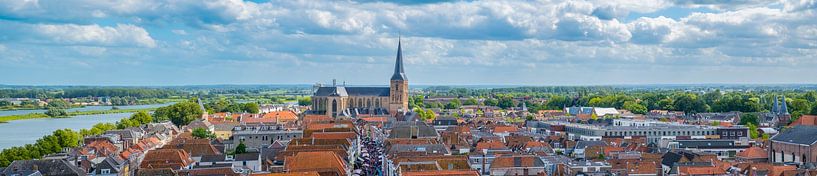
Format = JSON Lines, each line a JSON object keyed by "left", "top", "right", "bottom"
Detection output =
{"left": 332, "top": 79, "right": 337, "bottom": 87}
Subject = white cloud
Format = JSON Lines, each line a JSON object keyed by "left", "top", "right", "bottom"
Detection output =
{"left": 34, "top": 23, "right": 157, "bottom": 47}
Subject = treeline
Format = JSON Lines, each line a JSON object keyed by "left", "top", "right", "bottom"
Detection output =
{"left": 0, "top": 111, "right": 154, "bottom": 167}
{"left": 415, "top": 88, "right": 817, "bottom": 119}
{"left": 203, "top": 99, "right": 260, "bottom": 114}
{"left": 0, "top": 88, "right": 182, "bottom": 99}
{"left": 58, "top": 88, "right": 180, "bottom": 98}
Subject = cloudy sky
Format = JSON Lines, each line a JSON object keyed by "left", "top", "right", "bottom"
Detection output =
{"left": 1, "top": 0, "right": 816, "bottom": 86}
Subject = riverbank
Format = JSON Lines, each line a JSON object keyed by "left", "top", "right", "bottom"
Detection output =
{"left": 0, "top": 108, "right": 157, "bottom": 123}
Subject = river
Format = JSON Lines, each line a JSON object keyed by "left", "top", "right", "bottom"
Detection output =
{"left": 0, "top": 113, "right": 135, "bottom": 150}
{"left": 0, "top": 102, "right": 175, "bottom": 116}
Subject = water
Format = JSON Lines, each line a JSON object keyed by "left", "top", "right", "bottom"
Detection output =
{"left": 0, "top": 102, "right": 175, "bottom": 116}
{"left": 0, "top": 113, "right": 135, "bottom": 150}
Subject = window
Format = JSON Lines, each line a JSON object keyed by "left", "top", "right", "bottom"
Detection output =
{"left": 101, "top": 169, "right": 111, "bottom": 174}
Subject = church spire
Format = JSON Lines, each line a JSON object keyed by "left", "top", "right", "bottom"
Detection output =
{"left": 391, "top": 37, "right": 407, "bottom": 81}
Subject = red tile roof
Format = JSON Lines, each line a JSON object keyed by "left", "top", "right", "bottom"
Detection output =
{"left": 475, "top": 141, "right": 507, "bottom": 151}
{"left": 402, "top": 170, "right": 480, "bottom": 176}
{"left": 737, "top": 146, "right": 768, "bottom": 159}
{"left": 490, "top": 155, "right": 540, "bottom": 168}
{"left": 262, "top": 111, "right": 298, "bottom": 123}
{"left": 139, "top": 149, "right": 193, "bottom": 170}
{"left": 311, "top": 132, "right": 357, "bottom": 140}
{"left": 493, "top": 126, "right": 518, "bottom": 133}
{"left": 284, "top": 151, "right": 347, "bottom": 176}
{"left": 678, "top": 166, "right": 726, "bottom": 176}
{"left": 790, "top": 115, "right": 817, "bottom": 126}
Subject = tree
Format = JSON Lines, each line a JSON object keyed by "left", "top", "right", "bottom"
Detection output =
{"left": 116, "top": 119, "right": 140, "bottom": 129}
{"left": 484, "top": 98, "right": 499, "bottom": 106}
{"left": 130, "top": 111, "right": 152, "bottom": 124}
{"left": 747, "top": 123, "right": 759, "bottom": 139}
{"left": 242, "top": 103, "right": 260, "bottom": 113}
{"left": 192, "top": 128, "right": 213, "bottom": 139}
{"left": 497, "top": 97, "right": 515, "bottom": 109}
{"left": 235, "top": 141, "right": 247, "bottom": 154}
{"left": 622, "top": 101, "right": 647, "bottom": 114}
{"left": 445, "top": 99, "right": 462, "bottom": 109}
{"left": 47, "top": 99, "right": 71, "bottom": 108}
{"left": 672, "top": 93, "right": 707, "bottom": 114}
{"left": 44, "top": 107, "right": 68, "bottom": 117}
{"left": 153, "top": 101, "right": 203, "bottom": 127}
{"left": 711, "top": 121, "right": 720, "bottom": 126}
{"left": 297, "top": 97, "right": 312, "bottom": 106}
{"left": 463, "top": 98, "right": 478, "bottom": 106}
{"left": 740, "top": 113, "right": 759, "bottom": 126}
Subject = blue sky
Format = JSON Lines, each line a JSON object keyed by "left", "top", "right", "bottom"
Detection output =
{"left": 1, "top": 0, "right": 816, "bottom": 86}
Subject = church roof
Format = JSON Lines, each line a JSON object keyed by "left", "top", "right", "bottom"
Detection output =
{"left": 314, "top": 86, "right": 390, "bottom": 97}
{"left": 391, "top": 38, "right": 407, "bottom": 81}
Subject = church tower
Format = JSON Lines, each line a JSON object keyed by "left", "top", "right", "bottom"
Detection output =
{"left": 389, "top": 38, "right": 409, "bottom": 115}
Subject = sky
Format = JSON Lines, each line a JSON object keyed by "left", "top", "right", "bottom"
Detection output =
{"left": 1, "top": 0, "right": 817, "bottom": 86}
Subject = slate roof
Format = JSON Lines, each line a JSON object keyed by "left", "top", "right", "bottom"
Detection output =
{"left": 389, "top": 121, "right": 438, "bottom": 139}
{"left": 391, "top": 38, "right": 407, "bottom": 81}
{"left": 771, "top": 125, "right": 817, "bottom": 145}
{"left": 676, "top": 140, "right": 744, "bottom": 149}
{"left": 575, "top": 141, "right": 606, "bottom": 149}
{"left": 314, "top": 86, "right": 390, "bottom": 97}
{"left": 3, "top": 159, "right": 86, "bottom": 176}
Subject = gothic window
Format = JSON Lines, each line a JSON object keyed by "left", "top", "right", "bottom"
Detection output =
{"left": 367, "top": 99, "right": 372, "bottom": 108}
{"left": 332, "top": 100, "right": 337, "bottom": 115}
{"left": 376, "top": 99, "right": 381, "bottom": 107}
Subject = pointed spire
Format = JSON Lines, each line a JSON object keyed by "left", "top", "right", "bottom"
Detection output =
{"left": 391, "top": 36, "right": 407, "bottom": 81}
{"left": 781, "top": 95, "right": 789, "bottom": 115}
{"left": 773, "top": 95, "right": 779, "bottom": 114}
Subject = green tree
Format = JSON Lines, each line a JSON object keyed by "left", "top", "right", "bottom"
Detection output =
{"left": 116, "top": 119, "right": 140, "bottom": 129}
{"left": 747, "top": 123, "right": 759, "bottom": 139}
{"left": 672, "top": 93, "right": 707, "bottom": 114}
{"left": 44, "top": 107, "right": 68, "bottom": 117}
{"left": 497, "top": 97, "right": 515, "bottom": 109}
{"left": 235, "top": 141, "right": 247, "bottom": 154}
{"left": 242, "top": 103, "right": 260, "bottom": 113}
{"left": 463, "top": 98, "right": 478, "bottom": 106}
{"left": 131, "top": 111, "right": 153, "bottom": 124}
{"left": 47, "top": 99, "right": 71, "bottom": 108}
{"left": 484, "top": 98, "right": 499, "bottom": 106}
{"left": 154, "top": 101, "right": 203, "bottom": 127}
{"left": 622, "top": 101, "right": 647, "bottom": 114}
{"left": 297, "top": 97, "right": 312, "bottom": 106}
{"left": 739, "top": 113, "right": 759, "bottom": 126}
{"left": 192, "top": 128, "right": 213, "bottom": 139}
{"left": 445, "top": 99, "right": 462, "bottom": 109}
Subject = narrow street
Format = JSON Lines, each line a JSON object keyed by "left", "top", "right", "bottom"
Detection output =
{"left": 354, "top": 124, "right": 386, "bottom": 176}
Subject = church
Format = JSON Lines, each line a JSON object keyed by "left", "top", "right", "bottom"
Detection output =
{"left": 310, "top": 40, "right": 409, "bottom": 117}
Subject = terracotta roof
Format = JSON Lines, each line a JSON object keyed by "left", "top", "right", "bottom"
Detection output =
{"left": 524, "top": 141, "right": 547, "bottom": 148}
{"left": 490, "top": 155, "right": 544, "bottom": 168}
{"left": 163, "top": 137, "right": 221, "bottom": 157}
{"left": 790, "top": 115, "right": 817, "bottom": 126}
{"left": 678, "top": 166, "right": 726, "bottom": 176}
{"left": 311, "top": 132, "right": 357, "bottom": 140}
{"left": 251, "top": 172, "right": 321, "bottom": 176}
{"left": 493, "top": 125, "right": 518, "bottom": 133}
{"left": 262, "top": 111, "right": 298, "bottom": 123}
{"left": 178, "top": 167, "right": 240, "bottom": 176}
{"left": 475, "top": 141, "right": 507, "bottom": 151}
{"left": 737, "top": 146, "right": 768, "bottom": 159}
{"left": 139, "top": 149, "right": 193, "bottom": 169}
{"left": 402, "top": 170, "right": 480, "bottom": 176}
{"left": 284, "top": 151, "right": 347, "bottom": 176}
{"left": 360, "top": 117, "right": 389, "bottom": 123}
